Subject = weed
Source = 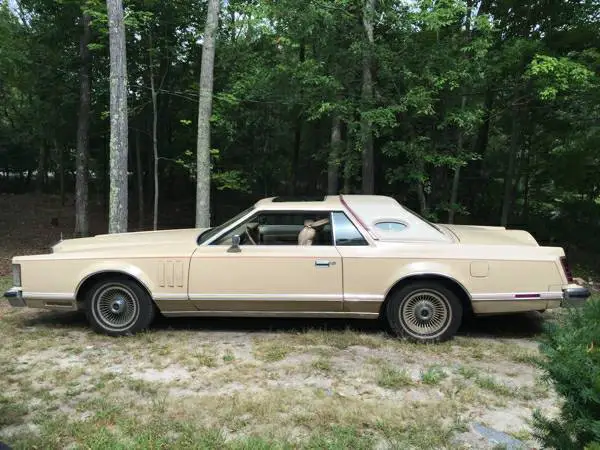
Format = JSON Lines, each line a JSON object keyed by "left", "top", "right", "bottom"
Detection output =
{"left": 420, "top": 366, "right": 447, "bottom": 385}
{"left": 377, "top": 366, "right": 414, "bottom": 389}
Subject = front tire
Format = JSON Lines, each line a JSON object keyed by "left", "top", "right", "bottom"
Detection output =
{"left": 386, "top": 281, "right": 462, "bottom": 343}
{"left": 85, "top": 278, "right": 155, "bottom": 336}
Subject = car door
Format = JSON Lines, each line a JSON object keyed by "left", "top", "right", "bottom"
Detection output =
{"left": 187, "top": 211, "right": 343, "bottom": 313}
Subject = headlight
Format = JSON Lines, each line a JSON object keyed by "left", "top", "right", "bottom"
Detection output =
{"left": 12, "top": 264, "right": 21, "bottom": 287}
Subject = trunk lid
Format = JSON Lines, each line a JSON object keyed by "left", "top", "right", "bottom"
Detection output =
{"left": 440, "top": 224, "right": 539, "bottom": 246}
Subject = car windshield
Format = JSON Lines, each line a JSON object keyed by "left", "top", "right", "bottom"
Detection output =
{"left": 197, "top": 206, "right": 255, "bottom": 244}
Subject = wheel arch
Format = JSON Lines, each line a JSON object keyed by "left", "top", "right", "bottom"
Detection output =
{"left": 75, "top": 270, "right": 154, "bottom": 306}
{"left": 379, "top": 273, "right": 473, "bottom": 319}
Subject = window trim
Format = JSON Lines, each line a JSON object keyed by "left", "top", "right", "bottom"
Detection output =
{"left": 201, "top": 208, "right": 258, "bottom": 246}
{"left": 207, "top": 209, "right": 336, "bottom": 247}
{"left": 331, "top": 211, "right": 370, "bottom": 247}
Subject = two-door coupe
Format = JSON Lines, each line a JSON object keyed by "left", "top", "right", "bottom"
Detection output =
{"left": 3, "top": 195, "right": 591, "bottom": 342}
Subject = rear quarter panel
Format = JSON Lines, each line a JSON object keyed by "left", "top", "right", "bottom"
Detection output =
{"left": 337, "top": 241, "right": 566, "bottom": 313}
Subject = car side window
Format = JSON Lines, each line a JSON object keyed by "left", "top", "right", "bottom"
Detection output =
{"left": 213, "top": 211, "right": 333, "bottom": 246}
{"left": 374, "top": 221, "right": 407, "bottom": 232}
{"left": 332, "top": 212, "right": 368, "bottom": 246}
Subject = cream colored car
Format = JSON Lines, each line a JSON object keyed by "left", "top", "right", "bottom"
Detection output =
{"left": 3, "top": 195, "right": 590, "bottom": 342}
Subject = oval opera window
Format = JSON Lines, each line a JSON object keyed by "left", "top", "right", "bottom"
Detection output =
{"left": 374, "top": 221, "right": 408, "bottom": 232}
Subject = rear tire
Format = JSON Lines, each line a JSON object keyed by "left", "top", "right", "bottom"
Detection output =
{"left": 386, "top": 281, "right": 462, "bottom": 343}
{"left": 84, "top": 277, "right": 155, "bottom": 336}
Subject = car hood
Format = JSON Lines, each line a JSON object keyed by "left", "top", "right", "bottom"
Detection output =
{"left": 439, "top": 224, "right": 539, "bottom": 246}
{"left": 52, "top": 228, "right": 207, "bottom": 253}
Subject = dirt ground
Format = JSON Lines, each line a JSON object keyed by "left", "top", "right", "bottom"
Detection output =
{"left": 0, "top": 280, "right": 562, "bottom": 449}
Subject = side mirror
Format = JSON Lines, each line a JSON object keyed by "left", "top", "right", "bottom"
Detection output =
{"left": 227, "top": 234, "right": 241, "bottom": 253}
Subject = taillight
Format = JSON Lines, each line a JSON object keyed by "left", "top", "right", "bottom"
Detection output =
{"left": 560, "top": 256, "right": 573, "bottom": 283}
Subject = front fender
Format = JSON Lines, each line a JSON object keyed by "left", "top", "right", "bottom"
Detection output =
{"left": 75, "top": 262, "right": 155, "bottom": 298}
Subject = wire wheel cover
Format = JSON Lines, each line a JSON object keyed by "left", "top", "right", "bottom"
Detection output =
{"left": 94, "top": 285, "right": 139, "bottom": 331}
{"left": 400, "top": 290, "right": 451, "bottom": 337}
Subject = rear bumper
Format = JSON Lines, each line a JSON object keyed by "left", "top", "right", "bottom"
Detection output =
{"left": 3, "top": 287, "right": 26, "bottom": 307}
{"left": 562, "top": 285, "right": 591, "bottom": 308}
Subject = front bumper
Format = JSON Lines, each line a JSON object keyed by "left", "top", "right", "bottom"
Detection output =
{"left": 3, "top": 287, "right": 26, "bottom": 307}
{"left": 562, "top": 284, "right": 591, "bottom": 308}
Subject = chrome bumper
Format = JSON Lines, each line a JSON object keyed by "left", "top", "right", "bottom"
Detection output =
{"left": 562, "top": 285, "right": 591, "bottom": 308}
{"left": 3, "top": 287, "right": 26, "bottom": 307}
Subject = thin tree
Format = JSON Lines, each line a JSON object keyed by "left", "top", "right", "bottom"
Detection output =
{"left": 149, "top": 33, "right": 158, "bottom": 230}
{"left": 361, "top": 0, "right": 375, "bottom": 195}
{"left": 327, "top": 115, "right": 341, "bottom": 195}
{"left": 195, "top": 0, "right": 220, "bottom": 228}
{"left": 75, "top": 11, "right": 91, "bottom": 237}
{"left": 107, "top": 0, "right": 128, "bottom": 233}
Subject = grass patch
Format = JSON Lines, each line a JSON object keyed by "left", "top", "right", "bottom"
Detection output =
{"left": 0, "top": 276, "right": 11, "bottom": 292}
{"left": 311, "top": 356, "right": 332, "bottom": 373}
{"left": 129, "top": 378, "right": 159, "bottom": 396}
{"left": 253, "top": 339, "right": 294, "bottom": 362}
{"left": 457, "top": 365, "right": 479, "bottom": 380}
{"left": 0, "top": 395, "right": 28, "bottom": 427}
{"left": 195, "top": 351, "right": 217, "bottom": 368}
{"left": 292, "top": 329, "right": 386, "bottom": 350}
{"left": 420, "top": 366, "right": 447, "bottom": 385}
{"left": 510, "top": 428, "right": 532, "bottom": 441}
{"left": 376, "top": 365, "right": 414, "bottom": 389}
{"left": 475, "top": 375, "right": 514, "bottom": 397}
{"left": 222, "top": 350, "right": 235, "bottom": 363}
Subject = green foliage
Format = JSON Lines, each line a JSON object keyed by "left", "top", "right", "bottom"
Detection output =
{"left": 532, "top": 299, "right": 600, "bottom": 449}
{"left": 527, "top": 54, "right": 595, "bottom": 100}
{"left": 1, "top": 0, "right": 600, "bottom": 244}
{"left": 420, "top": 366, "right": 447, "bottom": 385}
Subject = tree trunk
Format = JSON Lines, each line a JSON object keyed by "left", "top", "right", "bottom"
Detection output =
{"left": 500, "top": 102, "right": 520, "bottom": 226}
{"left": 135, "top": 129, "right": 144, "bottom": 230}
{"left": 290, "top": 43, "right": 305, "bottom": 196}
{"left": 107, "top": 0, "right": 129, "bottom": 233}
{"left": 36, "top": 144, "right": 45, "bottom": 194}
{"left": 360, "top": 0, "right": 375, "bottom": 194}
{"left": 56, "top": 139, "right": 65, "bottom": 206}
{"left": 75, "top": 12, "right": 91, "bottom": 237}
{"left": 343, "top": 135, "right": 353, "bottom": 194}
{"left": 448, "top": 166, "right": 460, "bottom": 223}
{"left": 195, "top": 0, "right": 220, "bottom": 228}
{"left": 327, "top": 115, "right": 341, "bottom": 195}
{"left": 448, "top": 95, "right": 467, "bottom": 224}
{"left": 149, "top": 34, "right": 159, "bottom": 231}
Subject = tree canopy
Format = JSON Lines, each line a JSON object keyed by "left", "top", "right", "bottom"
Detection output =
{"left": 0, "top": 0, "right": 599, "bottom": 260}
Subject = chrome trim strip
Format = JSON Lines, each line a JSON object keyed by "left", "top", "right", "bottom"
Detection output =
{"left": 153, "top": 293, "right": 189, "bottom": 301}
{"left": 22, "top": 292, "right": 75, "bottom": 301}
{"left": 344, "top": 294, "right": 384, "bottom": 302}
{"left": 330, "top": 211, "right": 338, "bottom": 247}
{"left": 161, "top": 311, "right": 379, "bottom": 319}
{"left": 183, "top": 293, "right": 383, "bottom": 302}
{"left": 471, "top": 292, "right": 563, "bottom": 302}
{"left": 188, "top": 293, "right": 343, "bottom": 301}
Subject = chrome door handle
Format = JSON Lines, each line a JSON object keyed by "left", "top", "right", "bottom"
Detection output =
{"left": 315, "top": 260, "right": 334, "bottom": 267}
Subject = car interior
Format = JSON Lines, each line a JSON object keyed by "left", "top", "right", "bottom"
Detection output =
{"left": 215, "top": 212, "right": 333, "bottom": 246}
